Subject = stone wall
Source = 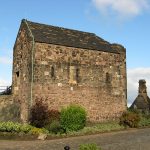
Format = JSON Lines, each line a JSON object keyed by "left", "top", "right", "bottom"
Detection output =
{"left": 0, "top": 95, "right": 20, "bottom": 122}
{"left": 32, "top": 42, "right": 127, "bottom": 122}
{"left": 12, "top": 23, "right": 33, "bottom": 122}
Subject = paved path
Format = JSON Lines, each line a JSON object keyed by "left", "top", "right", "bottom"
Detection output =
{"left": 1, "top": 128, "right": 150, "bottom": 150}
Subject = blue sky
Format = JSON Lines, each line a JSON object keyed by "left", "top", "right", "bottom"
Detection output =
{"left": 0, "top": 0, "right": 150, "bottom": 105}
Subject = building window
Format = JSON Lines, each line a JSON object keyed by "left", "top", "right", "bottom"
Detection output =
{"left": 51, "top": 66, "right": 55, "bottom": 78}
{"left": 117, "top": 66, "right": 121, "bottom": 75}
{"left": 76, "top": 68, "right": 80, "bottom": 83}
{"left": 16, "top": 71, "right": 19, "bottom": 77}
{"left": 15, "top": 71, "right": 20, "bottom": 89}
{"left": 106, "top": 72, "right": 111, "bottom": 83}
{"left": 69, "top": 66, "right": 79, "bottom": 84}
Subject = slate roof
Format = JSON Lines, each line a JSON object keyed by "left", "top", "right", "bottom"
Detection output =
{"left": 130, "top": 95, "right": 150, "bottom": 110}
{"left": 22, "top": 19, "right": 123, "bottom": 53}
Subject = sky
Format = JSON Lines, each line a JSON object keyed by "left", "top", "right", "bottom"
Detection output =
{"left": 0, "top": 0, "right": 150, "bottom": 106}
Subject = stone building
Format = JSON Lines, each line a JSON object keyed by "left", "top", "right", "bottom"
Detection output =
{"left": 12, "top": 19, "right": 127, "bottom": 122}
{"left": 130, "top": 80, "right": 150, "bottom": 113}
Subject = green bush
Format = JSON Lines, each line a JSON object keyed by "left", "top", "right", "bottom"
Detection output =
{"left": 45, "top": 120, "right": 64, "bottom": 134}
{"left": 29, "top": 127, "right": 46, "bottom": 135}
{"left": 0, "top": 122, "right": 21, "bottom": 132}
{"left": 60, "top": 105, "right": 86, "bottom": 132}
{"left": 119, "top": 111, "right": 140, "bottom": 128}
{"left": 20, "top": 124, "right": 33, "bottom": 133}
{"left": 0, "top": 121, "right": 47, "bottom": 135}
{"left": 79, "top": 143, "right": 101, "bottom": 150}
{"left": 48, "top": 109, "right": 60, "bottom": 124}
{"left": 138, "top": 113, "right": 150, "bottom": 127}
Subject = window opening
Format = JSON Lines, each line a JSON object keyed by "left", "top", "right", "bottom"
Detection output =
{"left": 117, "top": 66, "right": 121, "bottom": 75}
{"left": 69, "top": 66, "right": 77, "bottom": 84}
{"left": 76, "top": 68, "right": 79, "bottom": 82}
{"left": 106, "top": 72, "right": 111, "bottom": 83}
{"left": 16, "top": 71, "right": 19, "bottom": 77}
{"left": 15, "top": 71, "right": 20, "bottom": 91}
{"left": 51, "top": 66, "right": 55, "bottom": 78}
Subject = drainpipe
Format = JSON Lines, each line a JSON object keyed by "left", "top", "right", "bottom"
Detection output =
{"left": 24, "top": 19, "right": 35, "bottom": 110}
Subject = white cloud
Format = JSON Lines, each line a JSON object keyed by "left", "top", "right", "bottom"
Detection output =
{"left": 127, "top": 68, "right": 150, "bottom": 106}
{"left": 0, "top": 56, "right": 12, "bottom": 64}
{"left": 92, "top": 0, "right": 149, "bottom": 19}
{"left": 0, "top": 79, "right": 10, "bottom": 86}
{"left": 0, "top": 78, "right": 11, "bottom": 92}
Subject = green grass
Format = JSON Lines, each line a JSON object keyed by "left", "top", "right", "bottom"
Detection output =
{"left": 138, "top": 117, "right": 150, "bottom": 127}
{"left": 3, "top": 118, "right": 150, "bottom": 140}
{"left": 69, "top": 122, "right": 124, "bottom": 135}
{"left": 59, "top": 122, "right": 124, "bottom": 137}
{"left": 79, "top": 143, "right": 101, "bottom": 150}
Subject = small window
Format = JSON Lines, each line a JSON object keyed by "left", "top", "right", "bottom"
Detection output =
{"left": 16, "top": 71, "right": 19, "bottom": 77}
{"left": 106, "top": 72, "right": 111, "bottom": 83}
{"left": 117, "top": 66, "right": 121, "bottom": 75}
{"left": 69, "top": 66, "right": 79, "bottom": 84}
{"left": 76, "top": 68, "right": 79, "bottom": 82}
{"left": 51, "top": 66, "right": 55, "bottom": 78}
{"left": 15, "top": 71, "right": 20, "bottom": 88}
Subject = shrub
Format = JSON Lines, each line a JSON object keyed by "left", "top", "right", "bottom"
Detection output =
{"left": 0, "top": 121, "right": 46, "bottom": 134}
{"left": 79, "top": 143, "right": 101, "bottom": 150}
{"left": 29, "top": 98, "right": 50, "bottom": 128}
{"left": 45, "top": 120, "right": 64, "bottom": 134}
{"left": 30, "top": 98, "right": 60, "bottom": 128}
{"left": 119, "top": 111, "right": 140, "bottom": 128}
{"left": 60, "top": 105, "right": 86, "bottom": 132}
{"left": 20, "top": 124, "right": 33, "bottom": 133}
{"left": 48, "top": 109, "right": 60, "bottom": 124}
{"left": 138, "top": 113, "right": 150, "bottom": 127}
{"left": 0, "top": 122, "right": 21, "bottom": 132}
{"left": 29, "top": 127, "right": 45, "bottom": 135}
{"left": 139, "top": 117, "right": 150, "bottom": 127}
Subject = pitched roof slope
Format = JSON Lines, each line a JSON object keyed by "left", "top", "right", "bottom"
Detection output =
{"left": 22, "top": 19, "right": 122, "bottom": 53}
{"left": 130, "top": 95, "right": 150, "bottom": 110}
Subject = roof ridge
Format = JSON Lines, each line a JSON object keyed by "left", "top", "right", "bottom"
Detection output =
{"left": 21, "top": 19, "right": 122, "bottom": 53}
{"left": 24, "top": 19, "right": 96, "bottom": 36}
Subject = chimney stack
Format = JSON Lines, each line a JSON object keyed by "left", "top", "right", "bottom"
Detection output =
{"left": 138, "top": 79, "right": 147, "bottom": 101}
{"left": 130, "top": 79, "right": 150, "bottom": 112}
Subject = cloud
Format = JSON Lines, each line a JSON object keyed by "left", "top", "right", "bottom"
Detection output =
{"left": 0, "top": 79, "right": 10, "bottom": 86}
{"left": 92, "top": 0, "right": 149, "bottom": 20}
{"left": 0, "top": 78, "right": 11, "bottom": 92}
{"left": 0, "top": 56, "right": 12, "bottom": 64}
{"left": 0, "top": 78, "right": 11, "bottom": 93}
{"left": 127, "top": 68, "right": 150, "bottom": 106}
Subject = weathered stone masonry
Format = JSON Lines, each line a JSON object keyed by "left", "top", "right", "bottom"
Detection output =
{"left": 0, "top": 95, "right": 20, "bottom": 122}
{"left": 12, "top": 19, "right": 127, "bottom": 122}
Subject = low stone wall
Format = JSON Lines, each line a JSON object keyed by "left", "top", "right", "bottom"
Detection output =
{"left": 0, "top": 95, "right": 20, "bottom": 122}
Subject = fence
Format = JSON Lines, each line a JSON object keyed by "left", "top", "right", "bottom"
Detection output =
{"left": 0, "top": 86, "right": 12, "bottom": 95}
